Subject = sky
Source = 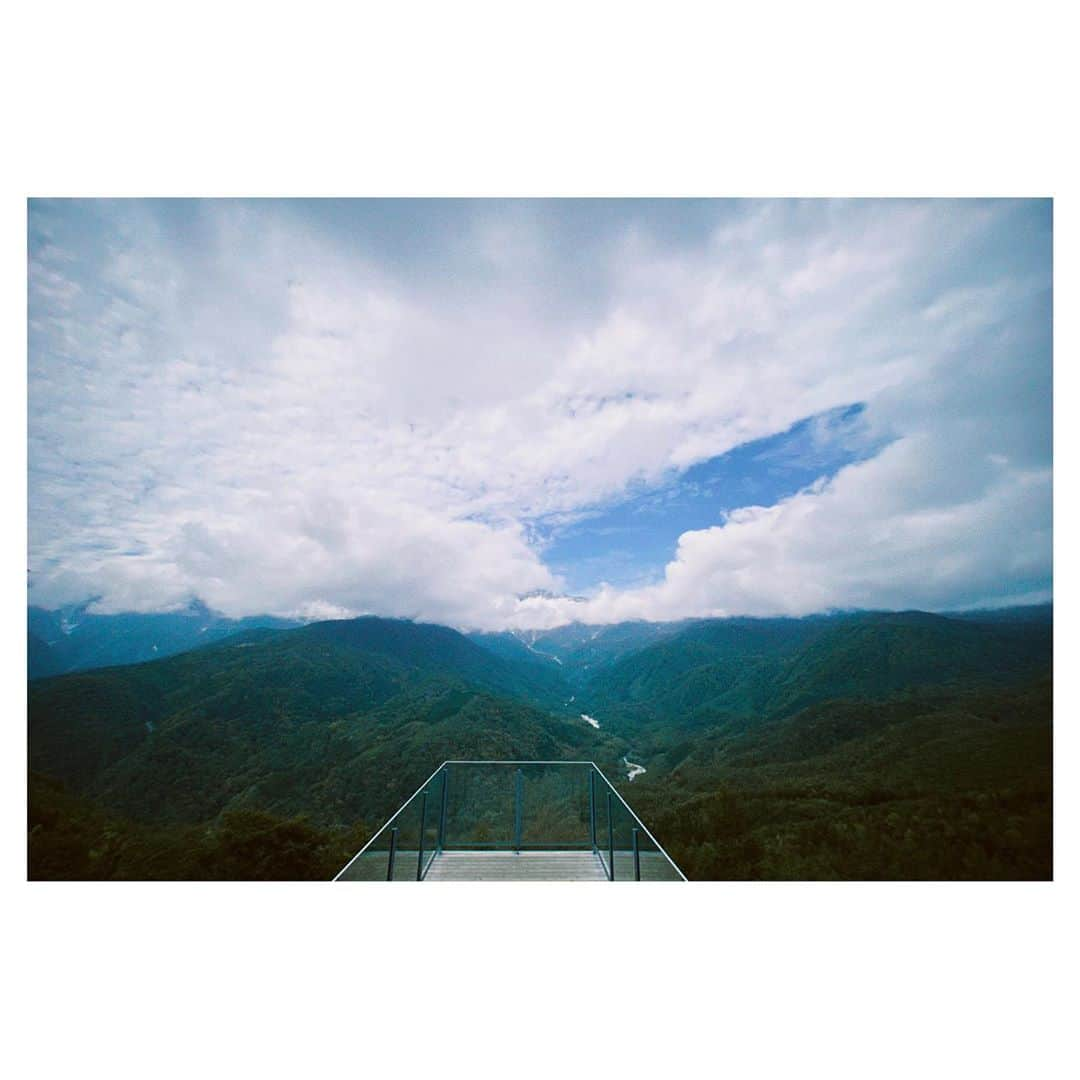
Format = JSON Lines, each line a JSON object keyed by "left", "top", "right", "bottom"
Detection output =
{"left": 28, "top": 198, "right": 1052, "bottom": 630}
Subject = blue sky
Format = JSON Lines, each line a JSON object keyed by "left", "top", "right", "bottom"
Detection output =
{"left": 28, "top": 199, "right": 1052, "bottom": 628}
{"left": 535, "top": 403, "right": 878, "bottom": 592}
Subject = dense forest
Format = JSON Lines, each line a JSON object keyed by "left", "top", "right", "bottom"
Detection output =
{"left": 28, "top": 607, "right": 1052, "bottom": 880}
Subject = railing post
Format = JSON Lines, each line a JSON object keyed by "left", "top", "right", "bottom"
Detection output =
{"left": 632, "top": 827, "right": 641, "bottom": 881}
{"left": 607, "top": 792, "right": 615, "bottom": 881}
{"left": 416, "top": 792, "right": 428, "bottom": 880}
{"left": 588, "top": 769, "right": 597, "bottom": 851}
{"left": 387, "top": 826, "right": 399, "bottom": 881}
{"left": 438, "top": 767, "right": 449, "bottom": 851}
{"left": 514, "top": 768, "right": 523, "bottom": 852}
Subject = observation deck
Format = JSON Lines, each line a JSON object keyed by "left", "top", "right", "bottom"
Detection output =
{"left": 334, "top": 760, "right": 686, "bottom": 882}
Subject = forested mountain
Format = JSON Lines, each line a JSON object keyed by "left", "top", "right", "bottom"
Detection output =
{"left": 293, "top": 617, "right": 572, "bottom": 708}
{"left": 28, "top": 607, "right": 1052, "bottom": 880}
{"left": 621, "top": 676, "right": 1052, "bottom": 880}
{"left": 29, "top": 616, "right": 592, "bottom": 815}
{"left": 578, "top": 609, "right": 1052, "bottom": 735}
{"left": 469, "top": 621, "right": 690, "bottom": 688}
{"left": 29, "top": 616, "right": 618, "bottom": 877}
{"left": 27, "top": 600, "right": 300, "bottom": 679}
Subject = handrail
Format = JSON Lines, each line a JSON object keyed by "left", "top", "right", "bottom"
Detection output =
{"left": 589, "top": 763, "right": 688, "bottom": 881}
{"left": 440, "top": 759, "right": 599, "bottom": 765}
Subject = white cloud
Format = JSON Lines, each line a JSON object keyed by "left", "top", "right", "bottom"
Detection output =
{"left": 28, "top": 199, "right": 1051, "bottom": 629}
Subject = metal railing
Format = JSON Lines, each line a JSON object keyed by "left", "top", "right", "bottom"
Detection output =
{"left": 334, "top": 760, "right": 686, "bottom": 881}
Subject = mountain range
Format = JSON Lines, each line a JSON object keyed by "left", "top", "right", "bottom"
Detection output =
{"left": 27, "top": 604, "right": 1052, "bottom": 880}
{"left": 28, "top": 600, "right": 300, "bottom": 679}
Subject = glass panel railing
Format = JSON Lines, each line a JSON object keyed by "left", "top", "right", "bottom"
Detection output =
{"left": 594, "top": 771, "right": 612, "bottom": 879}
{"left": 441, "top": 762, "right": 516, "bottom": 849}
{"left": 519, "top": 763, "right": 591, "bottom": 850}
{"left": 419, "top": 768, "right": 444, "bottom": 879}
{"left": 591, "top": 766, "right": 686, "bottom": 882}
{"left": 334, "top": 765, "right": 446, "bottom": 881}
{"left": 440, "top": 762, "right": 594, "bottom": 851}
{"left": 610, "top": 787, "right": 637, "bottom": 882}
{"left": 334, "top": 760, "right": 686, "bottom": 881}
{"left": 631, "top": 826, "right": 685, "bottom": 881}
{"left": 335, "top": 810, "right": 396, "bottom": 880}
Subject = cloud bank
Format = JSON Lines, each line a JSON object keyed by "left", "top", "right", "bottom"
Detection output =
{"left": 28, "top": 199, "right": 1051, "bottom": 629}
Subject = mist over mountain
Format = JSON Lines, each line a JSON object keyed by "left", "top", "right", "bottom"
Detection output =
{"left": 27, "top": 600, "right": 301, "bottom": 680}
{"left": 468, "top": 621, "right": 689, "bottom": 688}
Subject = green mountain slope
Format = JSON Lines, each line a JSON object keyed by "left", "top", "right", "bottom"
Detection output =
{"left": 28, "top": 617, "right": 602, "bottom": 845}
{"left": 296, "top": 617, "right": 571, "bottom": 707}
{"left": 470, "top": 621, "right": 690, "bottom": 689}
{"left": 624, "top": 677, "right": 1051, "bottom": 880}
{"left": 582, "top": 610, "right": 1051, "bottom": 735}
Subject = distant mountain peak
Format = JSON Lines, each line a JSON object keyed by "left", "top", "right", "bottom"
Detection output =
{"left": 516, "top": 589, "right": 588, "bottom": 603}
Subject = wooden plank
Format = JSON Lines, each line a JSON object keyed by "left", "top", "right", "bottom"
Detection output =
{"left": 423, "top": 851, "right": 609, "bottom": 881}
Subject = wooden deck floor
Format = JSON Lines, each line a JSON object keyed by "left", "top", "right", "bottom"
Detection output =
{"left": 423, "top": 851, "right": 609, "bottom": 881}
